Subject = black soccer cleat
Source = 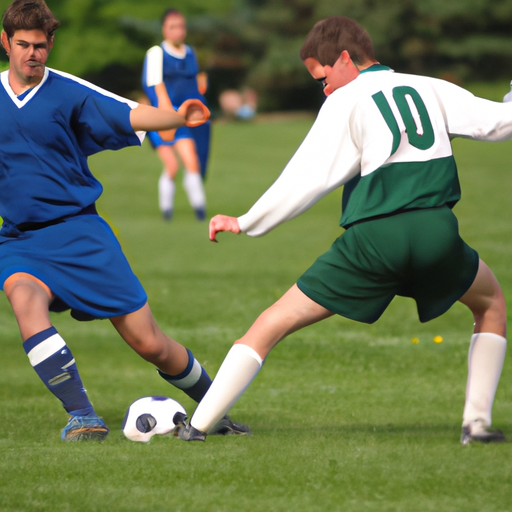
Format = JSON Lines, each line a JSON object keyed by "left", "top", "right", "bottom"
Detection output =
{"left": 172, "top": 411, "right": 206, "bottom": 441}
{"left": 461, "top": 419, "right": 506, "bottom": 445}
{"left": 209, "top": 415, "right": 252, "bottom": 436}
{"left": 178, "top": 424, "right": 207, "bottom": 442}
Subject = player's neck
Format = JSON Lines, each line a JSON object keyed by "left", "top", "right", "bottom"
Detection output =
{"left": 356, "top": 60, "right": 380, "bottom": 72}
{"left": 165, "top": 40, "right": 186, "bottom": 57}
{"left": 8, "top": 68, "right": 43, "bottom": 95}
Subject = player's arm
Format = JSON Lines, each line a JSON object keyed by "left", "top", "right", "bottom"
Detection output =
{"left": 209, "top": 110, "right": 360, "bottom": 241}
{"left": 142, "top": 45, "right": 179, "bottom": 141}
{"left": 130, "top": 100, "right": 210, "bottom": 133}
{"left": 197, "top": 71, "right": 208, "bottom": 95}
{"left": 154, "top": 82, "right": 178, "bottom": 141}
{"left": 433, "top": 78, "right": 512, "bottom": 141}
{"left": 233, "top": 96, "right": 360, "bottom": 238}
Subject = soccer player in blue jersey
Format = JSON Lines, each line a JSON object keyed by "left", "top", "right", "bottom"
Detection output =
{"left": 0, "top": 0, "right": 249, "bottom": 441}
{"left": 177, "top": 16, "right": 512, "bottom": 445}
{"left": 142, "top": 8, "right": 210, "bottom": 221}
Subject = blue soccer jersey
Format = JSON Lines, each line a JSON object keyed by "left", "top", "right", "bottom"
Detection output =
{"left": 142, "top": 43, "right": 204, "bottom": 108}
{"left": 0, "top": 67, "right": 148, "bottom": 320}
{"left": 0, "top": 67, "right": 142, "bottom": 229}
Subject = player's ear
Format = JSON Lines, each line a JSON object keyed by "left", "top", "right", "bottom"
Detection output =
{"left": 1, "top": 31, "right": 11, "bottom": 55}
{"left": 48, "top": 35, "right": 54, "bottom": 51}
{"left": 340, "top": 50, "right": 351, "bottom": 64}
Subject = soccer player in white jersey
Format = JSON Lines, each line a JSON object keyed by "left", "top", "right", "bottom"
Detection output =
{"left": 0, "top": 0, "right": 249, "bottom": 441}
{"left": 176, "top": 16, "right": 512, "bottom": 445}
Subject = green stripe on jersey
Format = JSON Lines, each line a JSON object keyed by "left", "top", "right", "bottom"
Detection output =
{"left": 340, "top": 155, "right": 460, "bottom": 228}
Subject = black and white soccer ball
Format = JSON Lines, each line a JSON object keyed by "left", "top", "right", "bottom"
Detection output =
{"left": 122, "top": 396, "right": 186, "bottom": 443}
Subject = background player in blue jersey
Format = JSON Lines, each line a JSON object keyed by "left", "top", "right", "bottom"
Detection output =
{"left": 142, "top": 8, "right": 210, "bottom": 221}
{"left": 0, "top": 0, "right": 249, "bottom": 441}
{"left": 176, "top": 16, "right": 512, "bottom": 445}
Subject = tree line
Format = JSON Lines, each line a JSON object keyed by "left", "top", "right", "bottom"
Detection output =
{"left": 1, "top": 0, "right": 512, "bottom": 111}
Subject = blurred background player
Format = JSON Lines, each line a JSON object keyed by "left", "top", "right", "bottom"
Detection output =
{"left": 0, "top": 0, "right": 248, "bottom": 441}
{"left": 142, "top": 8, "right": 209, "bottom": 221}
{"left": 503, "top": 80, "right": 512, "bottom": 102}
{"left": 219, "top": 87, "right": 258, "bottom": 120}
{"left": 177, "top": 16, "right": 511, "bottom": 445}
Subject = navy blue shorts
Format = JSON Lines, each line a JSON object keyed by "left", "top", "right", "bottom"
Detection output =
{"left": 0, "top": 214, "right": 147, "bottom": 321}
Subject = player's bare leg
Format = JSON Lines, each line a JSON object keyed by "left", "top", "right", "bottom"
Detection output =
{"left": 458, "top": 259, "right": 507, "bottom": 444}
{"left": 5, "top": 273, "right": 108, "bottom": 440}
{"left": 180, "top": 284, "right": 333, "bottom": 439}
{"left": 4, "top": 272, "right": 53, "bottom": 339}
{"left": 110, "top": 302, "right": 189, "bottom": 375}
{"left": 112, "top": 302, "right": 251, "bottom": 435}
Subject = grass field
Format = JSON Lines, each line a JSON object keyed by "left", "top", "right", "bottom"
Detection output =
{"left": 1, "top": 95, "right": 512, "bottom": 511}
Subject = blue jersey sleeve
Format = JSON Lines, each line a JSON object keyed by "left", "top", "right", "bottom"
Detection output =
{"left": 74, "top": 93, "right": 141, "bottom": 157}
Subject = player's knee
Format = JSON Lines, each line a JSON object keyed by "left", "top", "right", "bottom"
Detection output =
{"left": 470, "top": 293, "right": 507, "bottom": 335}
{"left": 5, "top": 277, "right": 50, "bottom": 315}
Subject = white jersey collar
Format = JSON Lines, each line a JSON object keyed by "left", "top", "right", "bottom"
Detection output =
{"left": 162, "top": 41, "right": 187, "bottom": 59}
{"left": 1, "top": 66, "right": 49, "bottom": 108}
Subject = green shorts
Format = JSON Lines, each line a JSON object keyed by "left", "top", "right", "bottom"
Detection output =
{"left": 297, "top": 206, "right": 479, "bottom": 324}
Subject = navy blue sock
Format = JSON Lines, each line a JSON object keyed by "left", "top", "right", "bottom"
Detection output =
{"left": 23, "top": 327, "right": 95, "bottom": 417}
{"left": 158, "top": 349, "right": 212, "bottom": 403}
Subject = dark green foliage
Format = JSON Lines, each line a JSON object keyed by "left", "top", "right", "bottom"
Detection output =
{"left": 2, "top": 0, "right": 511, "bottom": 109}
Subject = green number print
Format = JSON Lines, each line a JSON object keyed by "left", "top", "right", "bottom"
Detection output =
{"left": 372, "top": 86, "right": 435, "bottom": 156}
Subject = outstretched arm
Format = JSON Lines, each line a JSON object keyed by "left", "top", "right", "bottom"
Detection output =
{"left": 209, "top": 215, "right": 241, "bottom": 242}
{"left": 130, "top": 99, "right": 210, "bottom": 134}
{"left": 154, "top": 82, "right": 178, "bottom": 141}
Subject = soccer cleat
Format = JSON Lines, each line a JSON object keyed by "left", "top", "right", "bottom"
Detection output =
{"left": 209, "top": 416, "right": 252, "bottom": 436}
{"left": 178, "top": 424, "right": 207, "bottom": 442}
{"left": 61, "top": 415, "right": 110, "bottom": 442}
{"left": 194, "top": 208, "right": 206, "bottom": 221}
{"left": 461, "top": 419, "right": 506, "bottom": 445}
{"left": 172, "top": 411, "right": 206, "bottom": 441}
{"left": 162, "top": 209, "right": 173, "bottom": 221}
{"left": 172, "top": 412, "right": 251, "bottom": 441}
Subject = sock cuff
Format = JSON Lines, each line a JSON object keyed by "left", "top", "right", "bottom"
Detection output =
{"left": 158, "top": 349, "right": 203, "bottom": 389}
{"left": 470, "top": 332, "right": 507, "bottom": 344}
{"left": 184, "top": 171, "right": 201, "bottom": 181}
{"left": 231, "top": 343, "right": 263, "bottom": 366}
{"left": 24, "top": 331, "right": 67, "bottom": 367}
{"left": 23, "top": 327, "right": 59, "bottom": 354}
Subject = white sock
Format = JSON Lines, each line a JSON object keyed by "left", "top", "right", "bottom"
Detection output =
{"left": 463, "top": 332, "right": 506, "bottom": 427}
{"left": 190, "top": 344, "right": 263, "bottom": 433}
{"left": 183, "top": 172, "right": 206, "bottom": 210}
{"left": 158, "top": 171, "right": 175, "bottom": 213}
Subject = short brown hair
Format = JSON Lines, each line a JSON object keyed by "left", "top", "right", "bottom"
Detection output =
{"left": 2, "top": 0, "right": 60, "bottom": 39}
{"left": 300, "top": 16, "right": 375, "bottom": 66}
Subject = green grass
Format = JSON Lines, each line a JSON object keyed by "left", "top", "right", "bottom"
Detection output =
{"left": 1, "top": 108, "right": 512, "bottom": 512}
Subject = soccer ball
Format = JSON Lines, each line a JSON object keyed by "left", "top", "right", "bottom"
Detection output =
{"left": 122, "top": 396, "right": 186, "bottom": 443}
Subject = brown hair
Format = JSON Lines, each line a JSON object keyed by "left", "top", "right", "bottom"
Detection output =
{"left": 2, "top": 0, "right": 60, "bottom": 39}
{"left": 300, "top": 16, "right": 375, "bottom": 66}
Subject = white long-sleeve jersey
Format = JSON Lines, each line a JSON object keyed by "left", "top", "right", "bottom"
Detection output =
{"left": 238, "top": 66, "right": 512, "bottom": 236}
